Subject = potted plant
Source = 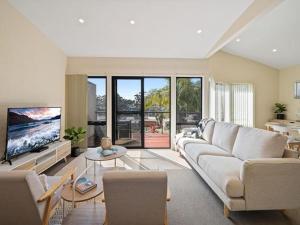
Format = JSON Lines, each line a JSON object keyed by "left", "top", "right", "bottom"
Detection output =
{"left": 63, "top": 127, "right": 86, "bottom": 157}
{"left": 273, "top": 103, "right": 287, "bottom": 120}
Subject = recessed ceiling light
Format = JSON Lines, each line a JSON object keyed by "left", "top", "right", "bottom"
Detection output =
{"left": 197, "top": 29, "right": 202, "bottom": 34}
{"left": 129, "top": 20, "right": 135, "bottom": 25}
{"left": 78, "top": 18, "right": 85, "bottom": 24}
{"left": 235, "top": 38, "right": 241, "bottom": 42}
{"left": 272, "top": 48, "right": 278, "bottom": 53}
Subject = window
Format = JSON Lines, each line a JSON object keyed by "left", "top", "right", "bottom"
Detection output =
{"left": 87, "top": 77, "right": 107, "bottom": 147}
{"left": 176, "top": 77, "right": 202, "bottom": 133}
{"left": 295, "top": 81, "right": 300, "bottom": 99}
{"left": 213, "top": 82, "right": 254, "bottom": 127}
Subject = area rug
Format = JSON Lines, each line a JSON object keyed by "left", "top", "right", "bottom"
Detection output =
{"left": 49, "top": 152, "right": 297, "bottom": 225}
{"left": 166, "top": 169, "right": 295, "bottom": 225}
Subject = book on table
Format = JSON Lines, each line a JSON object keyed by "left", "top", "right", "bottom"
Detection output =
{"left": 75, "top": 177, "right": 97, "bottom": 194}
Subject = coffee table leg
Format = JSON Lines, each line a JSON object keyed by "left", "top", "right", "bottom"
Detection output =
{"left": 94, "top": 161, "right": 96, "bottom": 175}
{"left": 85, "top": 159, "right": 88, "bottom": 174}
{"left": 62, "top": 200, "right": 65, "bottom": 217}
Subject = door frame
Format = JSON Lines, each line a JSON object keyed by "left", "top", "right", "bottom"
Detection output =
{"left": 112, "top": 76, "right": 171, "bottom": 149}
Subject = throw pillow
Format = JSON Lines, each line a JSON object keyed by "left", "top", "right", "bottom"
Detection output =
{"left": 197, "top": 118, "right": 214, "bottom": 138}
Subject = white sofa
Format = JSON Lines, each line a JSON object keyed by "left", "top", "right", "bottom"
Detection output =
{"left": 175, "top": 121, "right": 300, "bottom": 216}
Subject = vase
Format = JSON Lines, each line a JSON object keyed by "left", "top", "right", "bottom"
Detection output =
{"left": 101, "top": 137, "right": 112, "bottom": 150}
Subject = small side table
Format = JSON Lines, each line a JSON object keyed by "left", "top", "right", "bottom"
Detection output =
{"left": 61, "top": 177, "right": 103, "bottom": 217}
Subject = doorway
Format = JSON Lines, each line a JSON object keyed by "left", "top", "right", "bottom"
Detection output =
{"left": 112, "top": 77, "right": 171, "bottom": 149}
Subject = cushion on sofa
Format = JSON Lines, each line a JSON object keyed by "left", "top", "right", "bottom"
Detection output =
{"left": 184, "top": 143, "right": 232, "bottom": 163}
{"left": 212, "top": 122, "right": 240, "bottom": 153}
{"left": 232, "top": 127, "right": 288, "bottom": 160}
{"left": 202, "top": 120, "right": 215, "bottom": 144}
{"left": 176, "top": 137, "right": 208, "bottom": 150}
{"left": 198, "top": 155, "right": 244, "bottom": 198}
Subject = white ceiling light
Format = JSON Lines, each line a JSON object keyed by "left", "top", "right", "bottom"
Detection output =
{"left": 272, "top": 48, "right": 278, "bottom": 53}
{"left": 197, "top": 29, "right": 202, "bottom": 34}
{"left": 235, "top": 38, "right": 241, "bottom": 42}
{"left": 129, "top": 20, "right": 135, "bottom": 25}
{"left": 78, "top": 18, "right": 85, "bottom": 24}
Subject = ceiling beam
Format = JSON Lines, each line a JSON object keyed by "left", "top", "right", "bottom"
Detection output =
{"left": 205, "top": 0, "right": 284, "bottom": 58}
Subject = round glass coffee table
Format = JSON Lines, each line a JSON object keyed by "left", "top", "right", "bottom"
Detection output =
{"left": 85, "top": 145, "right": 127, "bottom": 174}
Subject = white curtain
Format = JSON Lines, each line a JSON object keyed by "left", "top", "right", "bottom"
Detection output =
{"left": 208, "top": 77, "right": 216, "bottom": 119}
{"left": 214, "top": 82, "right": 231, "bottom": 123}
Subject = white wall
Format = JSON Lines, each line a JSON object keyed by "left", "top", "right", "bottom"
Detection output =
{"left": 0, "top": 0, "right": 66, "bottom": 156}
{"left": 67, "top": 52, "right": 279, "bottom": 129}
{"left": 209, "top": 51, "right": 279, "bottom": 128}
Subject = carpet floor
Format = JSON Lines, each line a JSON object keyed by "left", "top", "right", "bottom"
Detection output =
{"left": 167, "top": 169, "right": 297, "bottom": 225}
{"left": 47, "top": 150, "right": 299, "bottom": 225}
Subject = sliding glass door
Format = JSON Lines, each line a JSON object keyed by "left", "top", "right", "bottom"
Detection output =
{"left": 112, "top": 77, "right": 170, "bottom": 149}
{"left": 113, "top": 78, "right": 143, "bottom": 148}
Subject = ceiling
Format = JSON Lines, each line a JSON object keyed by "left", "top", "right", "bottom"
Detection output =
{"left": 223, "top": 0, "right": 300, "bottom": 69}
{"left": 8, "top": 0, "right": 254, "bottom": 58}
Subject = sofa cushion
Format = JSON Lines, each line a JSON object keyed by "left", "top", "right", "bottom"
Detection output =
{"left": 198, "top": 155, "right": 244, "bottom": 198}
{"left": 176, "top": 137, "right": 208, "bottom": 150}
{"left": 232, "top": 127, "right": 288, "bottom": 160}
{"left": 184, "top": 143, "right": 232, "bottom": 163}
{"left": 212, "top": 122, "right": 240, "bottom": 153}
{"left": 202, "top": 120, "right": 215, "bottom": 144}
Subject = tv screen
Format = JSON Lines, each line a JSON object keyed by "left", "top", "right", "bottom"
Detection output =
{"left": 5, "top": 107, "right": 61, "bottom": 160}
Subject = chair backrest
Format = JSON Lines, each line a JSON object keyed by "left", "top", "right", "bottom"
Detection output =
{"left": 0, "top": 170, "right": 45, "bottom": 225}
{"left": 103, "top": 170, "right": 167, "bottom": 225}
{"left": 272, "top": 125, "right": 289, "bottom": 135}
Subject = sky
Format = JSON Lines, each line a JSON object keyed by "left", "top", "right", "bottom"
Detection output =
{"left": 88, "top": 78, "right": 106, "bottom": 96}
{"left": 11, "top": 107, "right": 61, "bottom": 120}
{"left": 88, "top": 77, "right": 200, "bottom": 100}
{"left": 88, "top": 77, "right": 169, "bottom": 100}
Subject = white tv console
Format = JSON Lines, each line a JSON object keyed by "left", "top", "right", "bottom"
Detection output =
{"left": 0, "top": 140, "right": 71, "bottom": 174}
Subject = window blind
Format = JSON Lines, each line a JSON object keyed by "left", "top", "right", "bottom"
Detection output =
{"left": 213, "top": 83, "right": 254, "bottom": 127}
{"left": 231, "top": 84, "right": 254, "bottom": 127}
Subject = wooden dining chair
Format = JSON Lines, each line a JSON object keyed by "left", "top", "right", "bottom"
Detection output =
{"left": 272, "top": 125, "right": 300, "bottom": 151}
{"left": 101, "top": 170, "right": 168, "bottom": 225}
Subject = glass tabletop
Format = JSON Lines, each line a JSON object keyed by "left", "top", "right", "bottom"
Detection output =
{"left": 85, "top": 145, "right": 127, "bottom": 161}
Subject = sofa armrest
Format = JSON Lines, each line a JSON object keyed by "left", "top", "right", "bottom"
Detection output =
{"left": 240, "top": 158, "right": 300, "bottom": 210}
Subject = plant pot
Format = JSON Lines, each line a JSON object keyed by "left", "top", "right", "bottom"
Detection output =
{"left": 71, "top": 147, "right": 81, "bottom": 157}
{"left": 276, "top": 113, "right": 285, "bottom": 120}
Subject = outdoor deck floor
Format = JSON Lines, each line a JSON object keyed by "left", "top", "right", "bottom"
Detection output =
{"left": 144, "top": 132, "right": 170, "bottom": 148}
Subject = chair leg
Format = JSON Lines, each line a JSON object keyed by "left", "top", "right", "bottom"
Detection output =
{"left": 164, "top": 207, "right": 168, "bottom": 225}
{"left": 224, "top": 205, "right": 230, "bottom": 218}
{"left": 103, "top": 212, "right": 108, "bottom": 225}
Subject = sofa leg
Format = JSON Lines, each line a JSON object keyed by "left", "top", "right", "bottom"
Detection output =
{"left": 224, "top": 205, "right": 230, "bottom": 218}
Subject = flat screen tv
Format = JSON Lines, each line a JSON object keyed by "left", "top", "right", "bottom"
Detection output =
{"left": 5, "top": 107, "right": 61, "bottom": 160}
